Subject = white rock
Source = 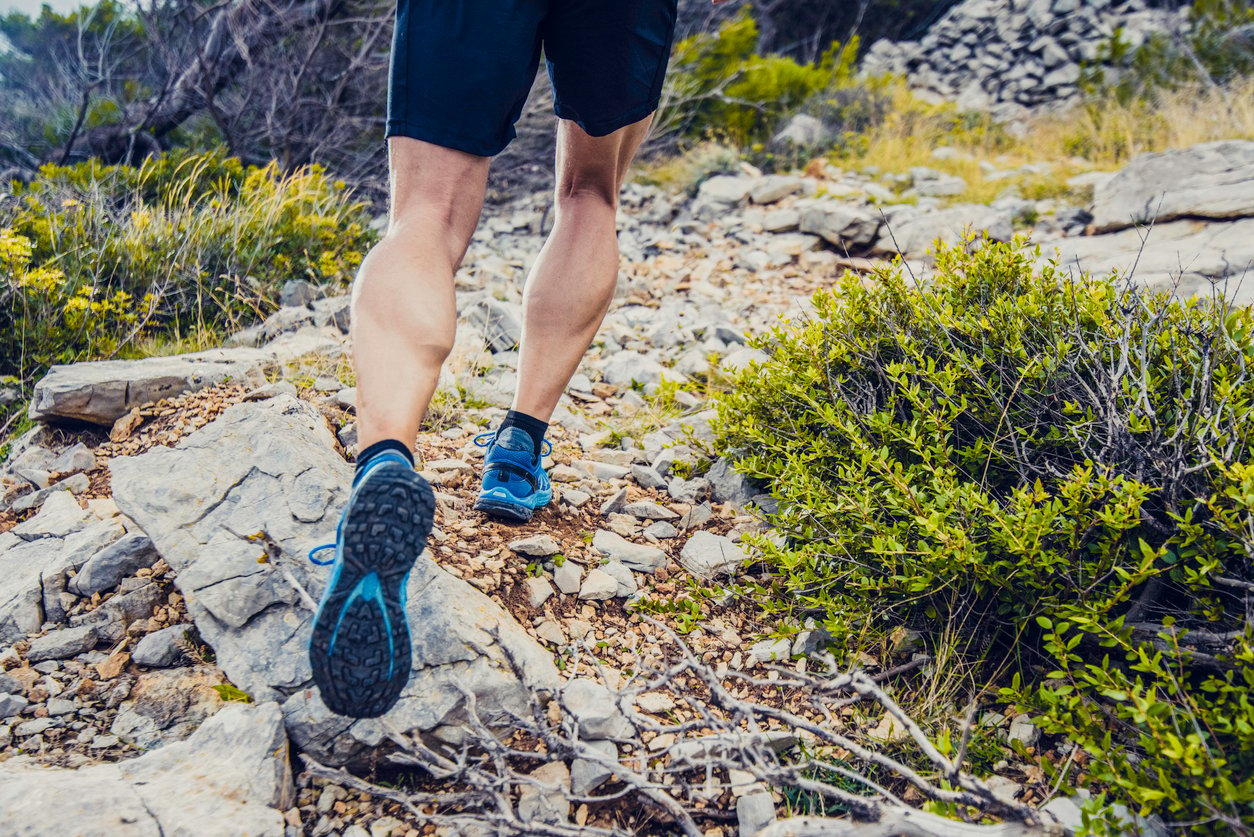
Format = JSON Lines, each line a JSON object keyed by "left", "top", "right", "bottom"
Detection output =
{"left": 635, "top": 692, "right": 675, "bottom": 714}
{"left": 27, "top": 342, "right": 337, "bottom": 426}
{"left": 553, "top": 561, "right": 582, "bottom": 595}
{"left": 680, "top": 531, "right": 748, "bottom": 579}
{"left": 592, "top": 530, "right": 666, "bottom": 572}
{"left": 750, "top": 175, "right": 805, "bottom": 205}
{"left": 108, "top": 395, "right": 559, "bottom": 766}
{"left": 517, "top": 761, "right": 570, "bottom": 824}
{"left": 1008, "top": 714, "right": 1040, "bottom": 747}
{"left": 521, "top": 576, "right": 553, "bottom": 608}
{"left": 623, "top": 500, "right": 678, "bottom": 520}
{"left": 509, "top": 534, "right": 562, "bottom": 557}
{"left": 571, "top": 739, "right": 618, "bottom": 795}
{"left": 579, "top": 569, "right": 619, "bottom": 601}
{"left": 737, "top": 790, "right": 777, "bottom": 836}
{"left": 799, "top": 203, "right": 881, "bottom": 248}
{"left": 561, "top": 679, "right": 632, "bottom": 739}
{"left": 749, "top": 638, "right": 792, "bottom": 663}
{"left": 0, "top": 702, "right": 293, "bottom": 835}
{"left": 600, "top": 562, "right": 637, "bottom": 597}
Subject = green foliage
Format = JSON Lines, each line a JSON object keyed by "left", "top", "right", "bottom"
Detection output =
{"left": 713, "top": 238, "right": 1254, "bottom": 831}
{"left": 629, "top": 595, "right": 705, "bottom": 634}
{"left": 212, "top": 683, "right": 253, "bottom": 703}
{"left": 1081, "top": 0, "right": 1254, "bottom": 104}
{"left": 0, "top": 147, "right": 375, "bottom": 387}
{"left": 665, "top": 8, "right": 865, "bottom": 147}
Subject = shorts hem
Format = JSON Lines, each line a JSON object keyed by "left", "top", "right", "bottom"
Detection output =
{"left": 554, "top": 99, "right": 661, "bottom": 137}
{"left": 385, "top": 120, "right": 506, "bottom": 158}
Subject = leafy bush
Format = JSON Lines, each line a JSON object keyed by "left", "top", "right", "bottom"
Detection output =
{"left": 0, "top": 147, "right": 375, "bottom": 387}
{"left": 1082, "top": 0, "right": 1254, "bottom": 104}
{"left": 662, "top": 8, "right": 865, "bottom": 148}
{"left": 713, "top": 239, "right": 1254, "bottom": 833}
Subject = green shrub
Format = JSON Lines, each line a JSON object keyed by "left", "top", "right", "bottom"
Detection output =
{"left": 713, "top": 239, "right": 1254, "bottom": 833}
{"left": 663, "top": 8, "right": 863, "bottom": 148}
{"left": 1082, "top": 0, "right": 1254, "bottom": 104}
{"left": 0, "top": 147, "right": 375, "bottom": 387}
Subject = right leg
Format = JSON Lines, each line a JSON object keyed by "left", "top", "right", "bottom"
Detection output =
{"left": 309, "top": 138, "right": 487, "bottom": 720}
{"left": 351, "top": 136, "right": 490, "bottom": 453}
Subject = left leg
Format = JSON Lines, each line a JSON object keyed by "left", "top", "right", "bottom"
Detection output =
{"left": 511, "top": 114, "right": 654, "bottom": 421}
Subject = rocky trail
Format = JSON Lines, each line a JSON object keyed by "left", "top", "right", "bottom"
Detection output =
{"left": 1, "top": 137, "right": 1250, "bottom": 835}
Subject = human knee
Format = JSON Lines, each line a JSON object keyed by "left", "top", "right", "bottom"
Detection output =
{"left": 554, "top": 177, "right": 619, "bottom": 213}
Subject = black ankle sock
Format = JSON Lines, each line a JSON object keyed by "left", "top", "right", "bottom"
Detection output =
{"left": 498, "top": 410, "right": 548, "bottom": 453}
{"left": 354, "top": 439, "right": 414, "bottom": 485}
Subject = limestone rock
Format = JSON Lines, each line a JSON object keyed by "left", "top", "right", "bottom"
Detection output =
{"left": 579, "top": 569, "right": 619, "bottom": 601}
{"left": 881, "top": 204, "right": 1014, "bottom": 258}
{"left": 517, "top": 761, "right": 570, "bottom": 825}
{"left": 592, "top": 530, "right": 666, "bottom": 572}
{"left": 571, "top": 739, "right": 618, "bottom": 795}
{"left": 623, "top": 500, "right": 678, "bottom": 521}
{"left": 25, "top": 625, "right": 97, "bottom": 662}
{"left": 0, "top": 702, "right": 292, "bottom": 836}
{"left": 109, "top": 394, "right": 559, "bottom": 766}
{"left": 508, "top": 534, "right": 562, "bottom": 558}
{"left": 691, "top": 176, "right": 754, "bottom": 220}
{"left": 737, "top": 790, "right": 777, "bottom": 836}
{"left": 524, "top": 576, "right": 554, "bottom": 608}
{"left": 680, "top": 531, "right": 748, "bottom": 579}
{"left": 280, "top": 279, "right": 320, "bottom": 308}
{"left": 1091, "top": 140, "right": 1254, "bottom": 233}
{"left": 1045, "top": 217, "right": 1254, "bottom": 307}
{"left": 600, "top": 561, "right": 637, "bottom": 597}
{"left": 799, "top": 203, "right": 881, "bottom": 249}
{"left": 561, "top": 679, "right": 632, "bottom": 740}
{"left": 464, "top": 295, "right": 522, "bottom": 353}
{"left": 706, "top": 458, "right": 758, "bottom": 508}
{"left": 30, "top": 348, "right": 268, "bottom": 426}
{"left": 109, "top": 667, "right": 226, "bottom": 750}
{"left": 553, "top": 561, "right": 582, "bottom": 595}
{"left": 132, "top": 625, "right": 191, "bottom": 668}
{"left": 69, "top": 533, "right": 159, "bottom": 596}
{"left": 749, "top": 175, "right": 805, "bottom": 205}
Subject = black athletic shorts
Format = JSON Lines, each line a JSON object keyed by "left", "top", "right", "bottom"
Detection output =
{"left": 386, "top": 0, "right": 679, "bottom": 157}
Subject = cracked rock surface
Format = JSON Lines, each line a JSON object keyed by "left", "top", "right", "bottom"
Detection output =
{"left": 109, "top": 394, "right": 559, "bottom": 765}
{"left": 0, "top": 701, "right": 292, "bottom": 836}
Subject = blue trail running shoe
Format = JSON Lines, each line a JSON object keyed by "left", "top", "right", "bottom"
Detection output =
{"left": 306, "top": 451, "right": 434, "bottom": 718}
{"left": 473, "top": 426, "right": 553, "bottom": 523}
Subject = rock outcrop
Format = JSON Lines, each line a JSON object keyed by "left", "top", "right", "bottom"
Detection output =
{"left": 1089, "top": 140, "right": 1254, "bottom": 232}
{"left": 29, "top": 330, "right": 344, "bottom": 426}
{"left": 108, "top": 393, "right": 560, "bottom": 765}
{"left": 0, "top": 702, "right": 293, "bottom": 837}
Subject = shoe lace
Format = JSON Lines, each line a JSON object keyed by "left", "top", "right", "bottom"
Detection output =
{"left": 308, "top": 543, "right": 336, "bottom": 566}
{"left": 473, "top": 431, "right": 552, "bottom": 458}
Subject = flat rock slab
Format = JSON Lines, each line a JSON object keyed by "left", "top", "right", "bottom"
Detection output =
{"left": 0, "top": 510, "right": 125, "bottom": 646}
{"left": 1044, "top": 217, "right": 1254, "bottom": 306}
{"left": 1091, "top": 140, "right": 1254, "bottom": 233}
{"left": 109, "top": 394, "right": 559, "bottom": 766}
{"left": 0, "top": 702, "right": 292, "bottom": 836}
{"left": 880, "top": 204, "right": 1014, "bottom": 258}
{"left": 29, "top": 330, "right": 344, "bottom": 425}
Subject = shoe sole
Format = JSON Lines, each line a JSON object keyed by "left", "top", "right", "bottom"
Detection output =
{"left": 309, "top": 466, "right": 434, "bottom": 718}
{"left": 474, "top": 496, "right": 537, "bottom": 522}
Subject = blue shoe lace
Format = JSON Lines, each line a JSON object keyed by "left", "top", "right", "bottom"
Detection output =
{"left": 308, "top": 543, "right": 337, "bottom": 565}
{"left": 473, "top": 431, "right": 552, "bottom": 459}
{"left": 307, "top": 451, "right": 415, "bottom": 567}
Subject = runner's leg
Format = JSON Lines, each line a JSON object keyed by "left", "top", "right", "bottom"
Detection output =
{"left": 351, "top": 137, "right": 490, "bottom": 452}
{"left": 510, "top": 114, "right": 653, "bottom": 421}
